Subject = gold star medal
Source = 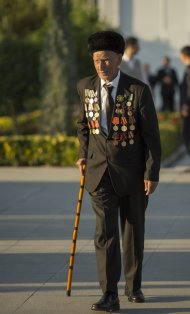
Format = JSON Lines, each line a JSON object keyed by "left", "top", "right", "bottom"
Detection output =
{"left": 112, "top": 117, "right": 119, "bottom": 131}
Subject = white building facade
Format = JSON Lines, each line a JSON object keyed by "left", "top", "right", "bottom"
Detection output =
{"left": 97, "top": 0, "right": 190, "bottom": 80}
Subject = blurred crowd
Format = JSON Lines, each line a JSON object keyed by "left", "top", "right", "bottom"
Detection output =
{"left": 120, "top": 37, "right": 190, "bottom": 114}
{"left": 120, "top": 37, "right": 190, "bottom": 155}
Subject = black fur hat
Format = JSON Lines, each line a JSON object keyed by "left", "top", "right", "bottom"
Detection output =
{"left": 88, "top": 30, "right": 125, "bottom": 55}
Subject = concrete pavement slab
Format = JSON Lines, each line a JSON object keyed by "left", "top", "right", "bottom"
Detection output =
{"left": 0, "top": 157, "right": 190, "bottom": 314}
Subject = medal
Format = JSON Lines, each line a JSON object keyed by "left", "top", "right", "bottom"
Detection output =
{"left": 89, "top": 90, "right": 95, "bottom": 98}
{"left": 121, "top": 125, "right": 127, "bottom": 132}
{"left": 121, "top": 117, "right": 127, "bottom": 132}
{"left": 113, "top": 125, "right": 118, "bottom": 131}
{"left": 89, "top": 98, "right": 94, "bottom": 104}
{"left": 85, "top": 97, "right": 90, "bottom": 103}
{"left": 112, "top": 116, "right": 119, "bottom": 132}
{"left": 116, "top": 103, "right": 121, "bottom": 108}
{"left": 128, "top": 131, "right": 134, "bottom": 139}
{"left": 92, "top": 117, "right": 96, "bottom": 121}
{"left": 92, "top": 129, "right": 96, "bottom": 134}
{"left": 88, "top": 103, "right": 93, "bottom": 111}
{"left": 113, "top": 140, "right": 119, "bottom": 146}
{"left": 95, "top": 120, "right": 100, "bottom": 128}
{"left": 121, "top": 141, "right": 127, "bottom": 147}
{"left": 94, "top": 104, "right": 100, "bottom": 112}
{"left": 120, "top": 132, "right": 127, "bottom": 141}
{"left": 91, "top": 120, "right": 95, "bottom": 128}
{"left": 129, "top": 139, "right": 134, "bottom": 145}
{"left": 117, "top": 95, "right": 124, "bottom": 102}
{"left": 95, "top": 112, "right": 99, "bottom": 118}
{"left": 89, "top": 111, "right": 93, "bottom": 117}
{"left": 127, "top": 101, "right": 132, "bottom": 107}
{"left": 95, "top": 129, "right": 100, "bottom": 134}
{"left": 121, "top": 117, "right": 127, "bottom": 124}
{"left": 130, "top": 124, "right": 135, "bottom": 131}
{"left": 112, "top": 132, "right": 120, "bottom": 141}
{"left": 94, "top": 97, "right": 98, "bottom": 102}
{"left": 128, "top": 110, "right": 133, "bottom": 116}
{"left": 129, "top": 116, "right": 136, "bottom": 124}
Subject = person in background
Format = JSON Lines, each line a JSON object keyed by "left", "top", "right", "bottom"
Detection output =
{"left": 120, "top": 37, "right": 147, "bottom": 82}
{"left": 143, "top": 63, "right": 156, "bottom": 93}
{"left": 155, "top": 56, "right": 178, "bottom": 112}
{"left": 180, "top": 46, "right": 190, "bottom": 155}
{"left": 77, "top": 30, "right": 161, "bottom": 312}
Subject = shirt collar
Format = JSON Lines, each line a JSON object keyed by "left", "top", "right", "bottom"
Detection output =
{"left": 101, "top": 70, "right": 120, "bottom": 89}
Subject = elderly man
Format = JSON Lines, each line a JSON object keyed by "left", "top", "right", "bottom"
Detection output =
{"left": 77, "top": 31, "right": 161, "bottom": 312}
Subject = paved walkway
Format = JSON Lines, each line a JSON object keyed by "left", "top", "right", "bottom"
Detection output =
{"left": 0, "top": 153, "right": 190, "bottom": 314}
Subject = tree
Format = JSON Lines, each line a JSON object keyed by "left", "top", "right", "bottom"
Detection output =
{"left": 40, "top": 0, "right": 77, "bottom": 135}
{"left": 0, "top": 0, "right": 47, "bottom": 41}
{"left": 71, "top": 0, "right": 107, "bottom": 78}
{"left": 0, "top": 0, "right": 48, "bottom": 130}
{"left": 0, "top": 39, "right": 40, "bottom": 132}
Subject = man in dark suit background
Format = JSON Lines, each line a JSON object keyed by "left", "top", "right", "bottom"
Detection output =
{"left": 76, "top": 31, "right": 161, "bottom": 312}
{"left": 156, "top": 56, "right": 178, "bottom": 112}
{"left": 180, "top": 46, "right": 190, "bottom": 155}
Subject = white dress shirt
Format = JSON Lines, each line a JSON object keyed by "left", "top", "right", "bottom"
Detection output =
{"left": 121, "top": 54, "right": 148, "bottom": 83}
{"left": 122, "top": 54, "right": 136, "bottom": 70}
{"left": 100, "top": 70, "right": 120, "bottom": 134}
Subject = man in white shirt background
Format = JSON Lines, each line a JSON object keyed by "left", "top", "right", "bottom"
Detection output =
{"left": 120, "top": 37, "right": 147, "bottom": 83}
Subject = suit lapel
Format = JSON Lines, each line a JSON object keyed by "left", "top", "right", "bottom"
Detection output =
{"left": 115, "top": 72, "right": 132, "bottom": 101}
{"left": 107, "top": 72, "right": 132, "bottom": 137}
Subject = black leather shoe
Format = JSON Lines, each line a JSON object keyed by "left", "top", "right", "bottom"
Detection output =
{"left": 125, "top": 287, "right": 145, "bottom": 303}
{"left": 91, "top": 292, "right": 120, "bottom": 312}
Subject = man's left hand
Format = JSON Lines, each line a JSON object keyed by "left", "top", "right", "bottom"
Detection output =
{"left": 144, "top": 180, "right": 158, "bottom": 195}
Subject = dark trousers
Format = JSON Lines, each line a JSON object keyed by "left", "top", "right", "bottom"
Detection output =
{"left": 90, "top": 170, "right": 148, "bottom": 294}
{"left": 161, "top": 93, "right": 174, "bottom": 112}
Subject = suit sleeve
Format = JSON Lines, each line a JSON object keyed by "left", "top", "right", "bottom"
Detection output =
{"left": 77, "top": 83, "right": 89, "bottom": 158}
{"left": 186, "top": 67, "right": 190, "bottom": 106}
{"left": 139, "top": 85, "right": 162, "bottom": 181}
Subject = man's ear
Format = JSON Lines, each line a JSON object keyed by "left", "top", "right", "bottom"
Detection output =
{"left": 118, "top": 54, "right": 123, "bottom": 64}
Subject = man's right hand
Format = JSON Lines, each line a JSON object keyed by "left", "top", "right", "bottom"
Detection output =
{"left": 76, "top": 158, "right": 86, "bottom": 175}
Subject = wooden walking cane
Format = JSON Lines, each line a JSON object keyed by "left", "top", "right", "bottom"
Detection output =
{"left": 66, "top": 165, "right": 86, "bottom": 296}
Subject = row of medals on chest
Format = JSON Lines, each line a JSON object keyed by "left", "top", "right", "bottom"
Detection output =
{"left": 85, "top": 99, "right": 135, "bottom": 146}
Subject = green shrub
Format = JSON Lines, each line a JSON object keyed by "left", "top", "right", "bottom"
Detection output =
{"left": 0, "top": 134, "right": 79, "bottom": 166}
{"left": 0, "top": 112, "right": 182, "bottom": 166}
{"left": 159, "top": 124, "right": 182, "bottom": 160}
{"left": 158, "top": 112, "right": 182, "bottom": 160}
{"left": 0, "top": 117, "right": 13, "bottom": 134}
{"left": 0, "top": 110, "right": 42, "bottom": 135}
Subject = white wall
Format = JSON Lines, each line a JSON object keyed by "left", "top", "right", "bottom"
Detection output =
{"left": 97, "top": 0, "right": 190, "bottom": 80}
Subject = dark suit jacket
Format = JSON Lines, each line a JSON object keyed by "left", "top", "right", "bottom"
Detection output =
{"left": 77, "top": 71, "right": 161, "bottom": 196}
{"left": 180, "top": 64, "right": 190, "bottom": 107}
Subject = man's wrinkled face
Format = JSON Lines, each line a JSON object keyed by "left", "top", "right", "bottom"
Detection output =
{"left": 93, "top": 50, "right": 122, "bottom": 83}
